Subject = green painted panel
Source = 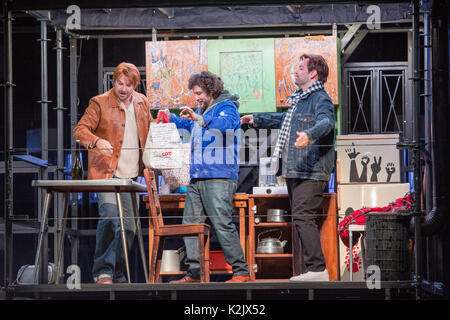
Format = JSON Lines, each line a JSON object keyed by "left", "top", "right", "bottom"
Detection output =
{"left": 207, "top": 39, "right": 276, "bottom": 114}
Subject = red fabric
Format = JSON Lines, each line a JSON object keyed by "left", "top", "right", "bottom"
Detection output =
{"left": 338, "top": 194, "right": 413, "bottom": 247}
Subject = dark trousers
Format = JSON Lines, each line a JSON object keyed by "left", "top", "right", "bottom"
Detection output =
{"left": 286, "top": 178, "right": 327, "bottom": 273}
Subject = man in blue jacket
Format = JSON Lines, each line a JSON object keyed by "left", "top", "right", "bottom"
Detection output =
{"left": 241, "top": 54, "right": 335, "bottom": 281}
{"left": 159, "top": 71, "right": 250, "bottom": 283}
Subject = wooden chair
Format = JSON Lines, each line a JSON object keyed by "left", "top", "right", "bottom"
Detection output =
{"left": 143, "top": 169, "right": 210, "bottom": 283}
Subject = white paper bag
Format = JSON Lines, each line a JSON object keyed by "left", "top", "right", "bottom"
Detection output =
{"left": 143, "top": 121, "right": 184, "bottom": 169}
{"left": 160, "top": 143, "right": 191, "bottom": 191}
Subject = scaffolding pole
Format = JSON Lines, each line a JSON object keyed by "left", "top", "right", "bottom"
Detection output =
{"left": 55, "top": 27, "right": 67, "bottom": 283}
{"left": 69, "top": 37, "right": 80, "bottom": 267}
{"left": 2, "top": 0, "right": 14, "bottom": 295}
{"left": 37, "top": 17, "right": 51, "bottom": 284}
{"left": 411, "top": 0, "right": 423, "bottom": 298}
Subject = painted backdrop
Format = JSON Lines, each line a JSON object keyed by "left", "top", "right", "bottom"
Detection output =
{"left": 145, "top": 40, "right": 207, "bottom": 108}
{"left": 146, "top": 37, "right": 339, "bottom": 111}
{"left": 275, "top": 36, "right": 339, "bottom": 106}
{"left": 207, "top": 38, "right": 276, "bottom": 114}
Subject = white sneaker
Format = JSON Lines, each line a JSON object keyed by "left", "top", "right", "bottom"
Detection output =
{"left": 290, "top": 269, "right": 329, "bottom": 281}
{"left": 94, "top": 273, "right": 113, "bottom": 284}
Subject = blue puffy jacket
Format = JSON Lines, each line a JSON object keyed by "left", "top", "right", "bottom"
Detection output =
{"left": 170, "top": 91, "right": 241, "bottom": 180}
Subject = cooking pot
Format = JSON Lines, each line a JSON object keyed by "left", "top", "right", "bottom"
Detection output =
{"left": 256, "top": 229, "right": 288, "bottom": 254}
{"left": 160, "top": 247, "right": 185, "bottom": 272}
{"left": 266, "top": 209, "right": 286, "bottom": 222}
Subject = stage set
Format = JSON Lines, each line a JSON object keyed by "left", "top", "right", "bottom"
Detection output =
{"left": 1, "top": 0, "right": 449, "bottom": 301}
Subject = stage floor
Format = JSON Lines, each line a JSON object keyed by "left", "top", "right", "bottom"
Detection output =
{"left": 8, "top": 280, "right": 419, "bottom": 300}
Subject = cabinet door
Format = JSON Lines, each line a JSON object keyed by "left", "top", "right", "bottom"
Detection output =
{"left": 207, "top": 39, "right": 276, "bottom": 114}
{"left": 336, "top": 134, "right": 401, "bottom": 184}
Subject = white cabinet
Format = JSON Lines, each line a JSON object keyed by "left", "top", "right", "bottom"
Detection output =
{"left": 337, "top": 134, "right": 401, "bottom": 184}
{"left": 337, "top": 183, "right": 411, "bottom": 217}
{"left": 336, "top": 134, "right": 410, "bottom": 281}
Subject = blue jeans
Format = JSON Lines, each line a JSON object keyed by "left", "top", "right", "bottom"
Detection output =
{"left": 183, "top": 178, "right": 249, "bottom": 279}
{"left": 92, "top": 188, "right": 139, "bottom": 282}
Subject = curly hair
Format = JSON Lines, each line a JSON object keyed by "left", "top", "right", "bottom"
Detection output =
{"left": 299, "top": 54, "right": 329, "bottom": 83}
{"left": 188, "top": 71, "right": 224, "bottom": 99}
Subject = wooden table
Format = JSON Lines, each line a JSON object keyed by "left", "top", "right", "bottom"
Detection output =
{"left": 142, "top": 193, "right": 249, "bottom": 276}
{"left": 32, "top": 179, "right": 148, "bottom": 284}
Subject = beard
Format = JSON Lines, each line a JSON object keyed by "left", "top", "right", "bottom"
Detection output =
{"left": 197, "top": 99, "right": 211, "bottom": 111}
{"left": 197, "top": 101, "right": 206, "bottom": 109}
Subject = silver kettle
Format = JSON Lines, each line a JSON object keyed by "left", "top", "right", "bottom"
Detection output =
{"left": 256, "top": 229, "right": 288, "bottom": 254}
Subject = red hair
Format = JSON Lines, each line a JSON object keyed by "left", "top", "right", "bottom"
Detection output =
{"left": 113, "top": 62, "right": 140, "bottom": 88}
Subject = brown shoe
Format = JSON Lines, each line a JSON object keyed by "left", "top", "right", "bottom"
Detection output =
{"left": 169, "top": 276, "right": 201, "bottom": 284}
{"left": 225, "top": 275, "right": 250, "bottom": 283}
{"left": 96, "top": 277, "right": 113, "bottom": 284}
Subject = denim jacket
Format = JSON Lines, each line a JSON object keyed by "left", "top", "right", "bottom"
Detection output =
{"left": 253, "top": 89, "right": 335, "bottom": 181}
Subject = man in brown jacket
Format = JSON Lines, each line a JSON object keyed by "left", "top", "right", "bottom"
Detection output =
{"left": 74, "top": 62, "right": 153, "bottom": 284}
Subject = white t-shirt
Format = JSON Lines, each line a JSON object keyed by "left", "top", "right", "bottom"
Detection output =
{"left": 115, "top": 99, "right": 140, "bottom": 178}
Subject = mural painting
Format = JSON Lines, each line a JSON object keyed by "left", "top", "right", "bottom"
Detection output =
{"left": 207, "top": 38, "right": 276, "bottom": 114}
{"left": 145, "top": 40, "right": 207, "bottom": 108}
{"left": 275, "top": 36, "right": 339, "bottom": 106}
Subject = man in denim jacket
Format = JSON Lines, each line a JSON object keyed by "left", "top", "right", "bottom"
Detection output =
{"left": 159, "top": 71, "right": 250, "bottom": 283}
{"left": 241, "top": 54, "right": 335, "bottom": 281}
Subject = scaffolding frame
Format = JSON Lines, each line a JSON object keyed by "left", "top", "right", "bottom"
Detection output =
{"left": 2, "top": 0, "right": 443, "bottom": 300}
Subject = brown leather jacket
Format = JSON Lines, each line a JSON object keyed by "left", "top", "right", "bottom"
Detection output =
{"left": 73, "top": 89, "right": 154, "bottom": 180}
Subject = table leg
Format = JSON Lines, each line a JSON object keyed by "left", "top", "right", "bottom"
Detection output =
{"left": 239, "top": 207, "right": 245, "bottom": 259}
{"left": 56, "top": 193, "right": 70, "bottom": 284}
{"left": 248, "top": 200, "right": 256, "bottom": 281}
{"left": 148, "top": 214, "right": 154, "bottom": 283}
{"left": 131, "top": 192, "right": 148, "bottom": 283}
{"left": 115, "top": 192, "right": 131, "bottom": 283}
{"left": 349, "top": 230, "right": 353, "bottom": 281}
{"left": 34, "top": 191, "right": 52, "bottom": 283}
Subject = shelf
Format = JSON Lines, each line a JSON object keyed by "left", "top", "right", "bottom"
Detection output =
{"left": 160, "top": 270, "right": 233, "bottom": 276}
{"left": 254, "top": 222, "right": 291, "bottom": 228}
{"left": 160, "top": 271, "right": 186, "bottom": 276}
{"left": 249, "top": 194, "right": 289, "bottom": 198}
{"left": 255, "top": 253, "right": 293, "bottom": 258}
{"left": 252, "top": 279, "right": 291, "bottom": 282}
